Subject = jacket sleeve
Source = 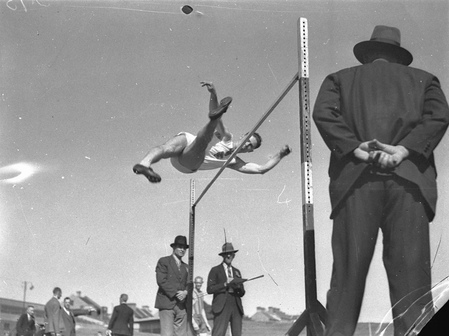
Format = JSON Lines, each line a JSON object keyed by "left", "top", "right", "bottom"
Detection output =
{"left": 398, "top": 76, "right": 449, "bottom": 158}
{"left": 155, "top": 257, "right": 179, "bottom": 299}
{"left": 312, "top": 73, "right": 362, "bottom": 159}
{"left": 16, "top": 315, "right": 26, "bottom": 335}
{"left": 128, "top": 310, "right": 134, "bottom": 336}
{"left": 72, "top": 309, "right": 91, "bottom": 317}
{"left": 207, "top": 267, "right": 227, "bottom": 295}
{"left": 107, "top": 307, "right": 117, "bottom": 330}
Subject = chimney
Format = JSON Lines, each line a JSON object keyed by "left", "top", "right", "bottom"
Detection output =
{"left": 77, "top": 291, "right": 82, "bottom": 297}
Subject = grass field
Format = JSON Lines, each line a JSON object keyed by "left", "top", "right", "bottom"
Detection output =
{"left": 75, "top": 320, "right": 394, "bottom": 336}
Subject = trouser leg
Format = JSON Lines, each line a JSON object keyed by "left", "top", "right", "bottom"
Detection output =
{"left": 381, "top": 177, "right": 432, "bottom": 336}
{"left": 173, "top": 304, "right": 187, "bottom": 336}
{"left": 229, "top": 297, "right": 242, "bottom": 336}
{"left": 212, "top": 297, "right": 233, "bottom": 336}
{"left": 160, "top": 309, "right": 175, "bottom": 336}
{"left": 324, "top": 176, "right": 384, "bottom": 336}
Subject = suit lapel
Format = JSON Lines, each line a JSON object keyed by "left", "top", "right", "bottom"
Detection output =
{"left": 233, "top": 267, "right": 241, "bottom": 278}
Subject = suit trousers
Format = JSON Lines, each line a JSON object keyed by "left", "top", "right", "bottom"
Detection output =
{"left": 159, "top": 303, "right": 187, "bottom": 336}
{"left": 212, "top": 294, "right": 242, "bottom": 336}
{"left": 324, "top": 173, "right": 433, "bottom": 336}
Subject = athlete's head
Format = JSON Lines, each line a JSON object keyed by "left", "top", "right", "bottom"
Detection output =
{"left": 240, "top": 132, "right": 262, "bottom": 153}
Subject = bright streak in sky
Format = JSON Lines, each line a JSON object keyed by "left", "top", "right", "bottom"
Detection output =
{"left": 0, "top": 162, "right": 38, "bottom": 184}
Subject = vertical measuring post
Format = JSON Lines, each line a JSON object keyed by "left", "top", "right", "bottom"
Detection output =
{"left": 186, "top": 179, "right": 196, "bottom": 335}
{"left": 285, "top": 17, "right": 327, "bottom": 336}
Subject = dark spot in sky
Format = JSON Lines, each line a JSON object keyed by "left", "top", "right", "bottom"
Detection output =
{"left": 181, "top": 5, "right": 193, "bottom": 15}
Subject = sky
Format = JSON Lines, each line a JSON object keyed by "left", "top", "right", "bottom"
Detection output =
{"left": 1, "top": 0, "right": 449, "bottom": 327}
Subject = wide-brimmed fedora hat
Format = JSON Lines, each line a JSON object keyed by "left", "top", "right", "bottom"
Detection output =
{"left": 219, "top": 242, "right": 239, "bottom": 256}
{"left": 170, "top": 235, "right": 189, "bottom": 248}
{"left": 353, "top": 25, "right": 413, "bottom": 65}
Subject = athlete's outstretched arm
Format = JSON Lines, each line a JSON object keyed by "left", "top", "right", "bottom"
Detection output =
{"left": 228, "top": 145, "right": 291, "bottom": 174}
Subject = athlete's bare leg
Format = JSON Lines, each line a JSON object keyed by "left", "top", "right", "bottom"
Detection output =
{"left": 174, "top": 96, "right": 232, "bottom": 171}
{"left": 133, "top": 134, "right": 188, "bottom": 183}
{"left": 201, "top": 81, "right": 232, "bottom": 141}
{"left": 133, "top": 96, "right": 232, "bottom": 183}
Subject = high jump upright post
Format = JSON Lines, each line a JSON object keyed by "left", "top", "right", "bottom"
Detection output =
{"left": 186, "top": 179, "right": 196, "bottom": 336}
{"left": 285, "top": 18, "right": 327, "bottom": 336}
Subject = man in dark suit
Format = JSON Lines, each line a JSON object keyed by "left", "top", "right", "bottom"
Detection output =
{"left": 44, "top": 287, "right": 64, "bottom": 336}
{"left": 154, "top": 235, "right": 189, "bottom": 336}
{"left": 313, "top": 25, "right": 449, "bottom": 336}
{"left": 16, "top": 306, "right": 36, "bottom": 336}
{"left": 61, "top": 297, "right": 97, "bottom": 336}
{"left": 207, "top": 242, "right": 245, "bottom": 336}
{"left": 106, "top": 294, "right": 134, "bottom": 336}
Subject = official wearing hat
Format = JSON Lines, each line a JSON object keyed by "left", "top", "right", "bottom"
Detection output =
{"left": 313, "top": 25, "right": 449, "bottom": 336}
{"left": 155, "top": 236, "right": 189, "bottom": 336}
{"left": 207, "top": 242, "right": 245, "bottom": 336}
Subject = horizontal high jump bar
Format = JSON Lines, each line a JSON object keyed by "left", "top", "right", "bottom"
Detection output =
{"left": 193, "top": 72, "right": 299, "bottom": 206}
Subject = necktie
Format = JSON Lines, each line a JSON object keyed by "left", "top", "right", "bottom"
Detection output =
{"left": 227, "top": 266, "right": 234, "bottom": 293}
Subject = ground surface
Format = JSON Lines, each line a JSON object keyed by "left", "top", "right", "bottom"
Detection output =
{"left": 75, "top": 320, "right": 393, "bottom": 336}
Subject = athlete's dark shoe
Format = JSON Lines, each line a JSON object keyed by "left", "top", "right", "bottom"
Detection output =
{"left": 133, "top": 164, "right": 161, "bottom": 183}
{"left": 209, "top": 96, "right": 233, "bottom": 120}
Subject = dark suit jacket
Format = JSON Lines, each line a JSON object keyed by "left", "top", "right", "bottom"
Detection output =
{"left": 107, "top": 304, "right": 134, "bottom": 336}
{"left": 16, "top": 314, "right": 36, "bottom": 336}
{"left": 44, "top": 297, "right": 64, "bottom": 334}
{"left": 207, "top": 264, "right": 245, "bottom": 315}
{"left": 60, "top": 308, "right": 92, "bottom": 336}
{"left": 60, "top": 309, "right": 75, "bottom": 336}
{"left": 154, "top": 255, "right": 189, "bottom": 310}
{"left": 313, "top": 61, "right": 449, "bottom": 220}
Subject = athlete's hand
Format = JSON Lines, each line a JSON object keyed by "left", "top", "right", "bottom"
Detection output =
{"left": 280, "top": 145, "right": 292, "bottom": 158}
{"left": 200, "top": 81, "right": 216, "bottom": 93}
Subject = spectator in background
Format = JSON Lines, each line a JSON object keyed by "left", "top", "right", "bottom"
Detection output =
{"left": 16, "top": 306, "right": 37, "bottom": 336}
{"left": 61, "top": 297, "right": 97, "bottom": 336}
{"left": 192, "top": 276, "right": 211, "bottom": 336}
{"left": 44, "top": 287, "right": 64, "bottom": 336}
{"left": 106, "top": 294, "right": 134, "bottom": 336}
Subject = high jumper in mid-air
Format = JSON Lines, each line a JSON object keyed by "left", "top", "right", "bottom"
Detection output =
{"left": 133, "top": 81, "right": 291, "bottom": 183}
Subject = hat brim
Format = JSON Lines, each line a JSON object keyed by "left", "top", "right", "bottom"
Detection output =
{"left": 170, "top": 243, "right": 189, "bottom": 248}
{"left": 353, "top": 41, "right": 413, "bottom": 66}
{"left": 219, "top": 249, "right": 238, "bottom": 256}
